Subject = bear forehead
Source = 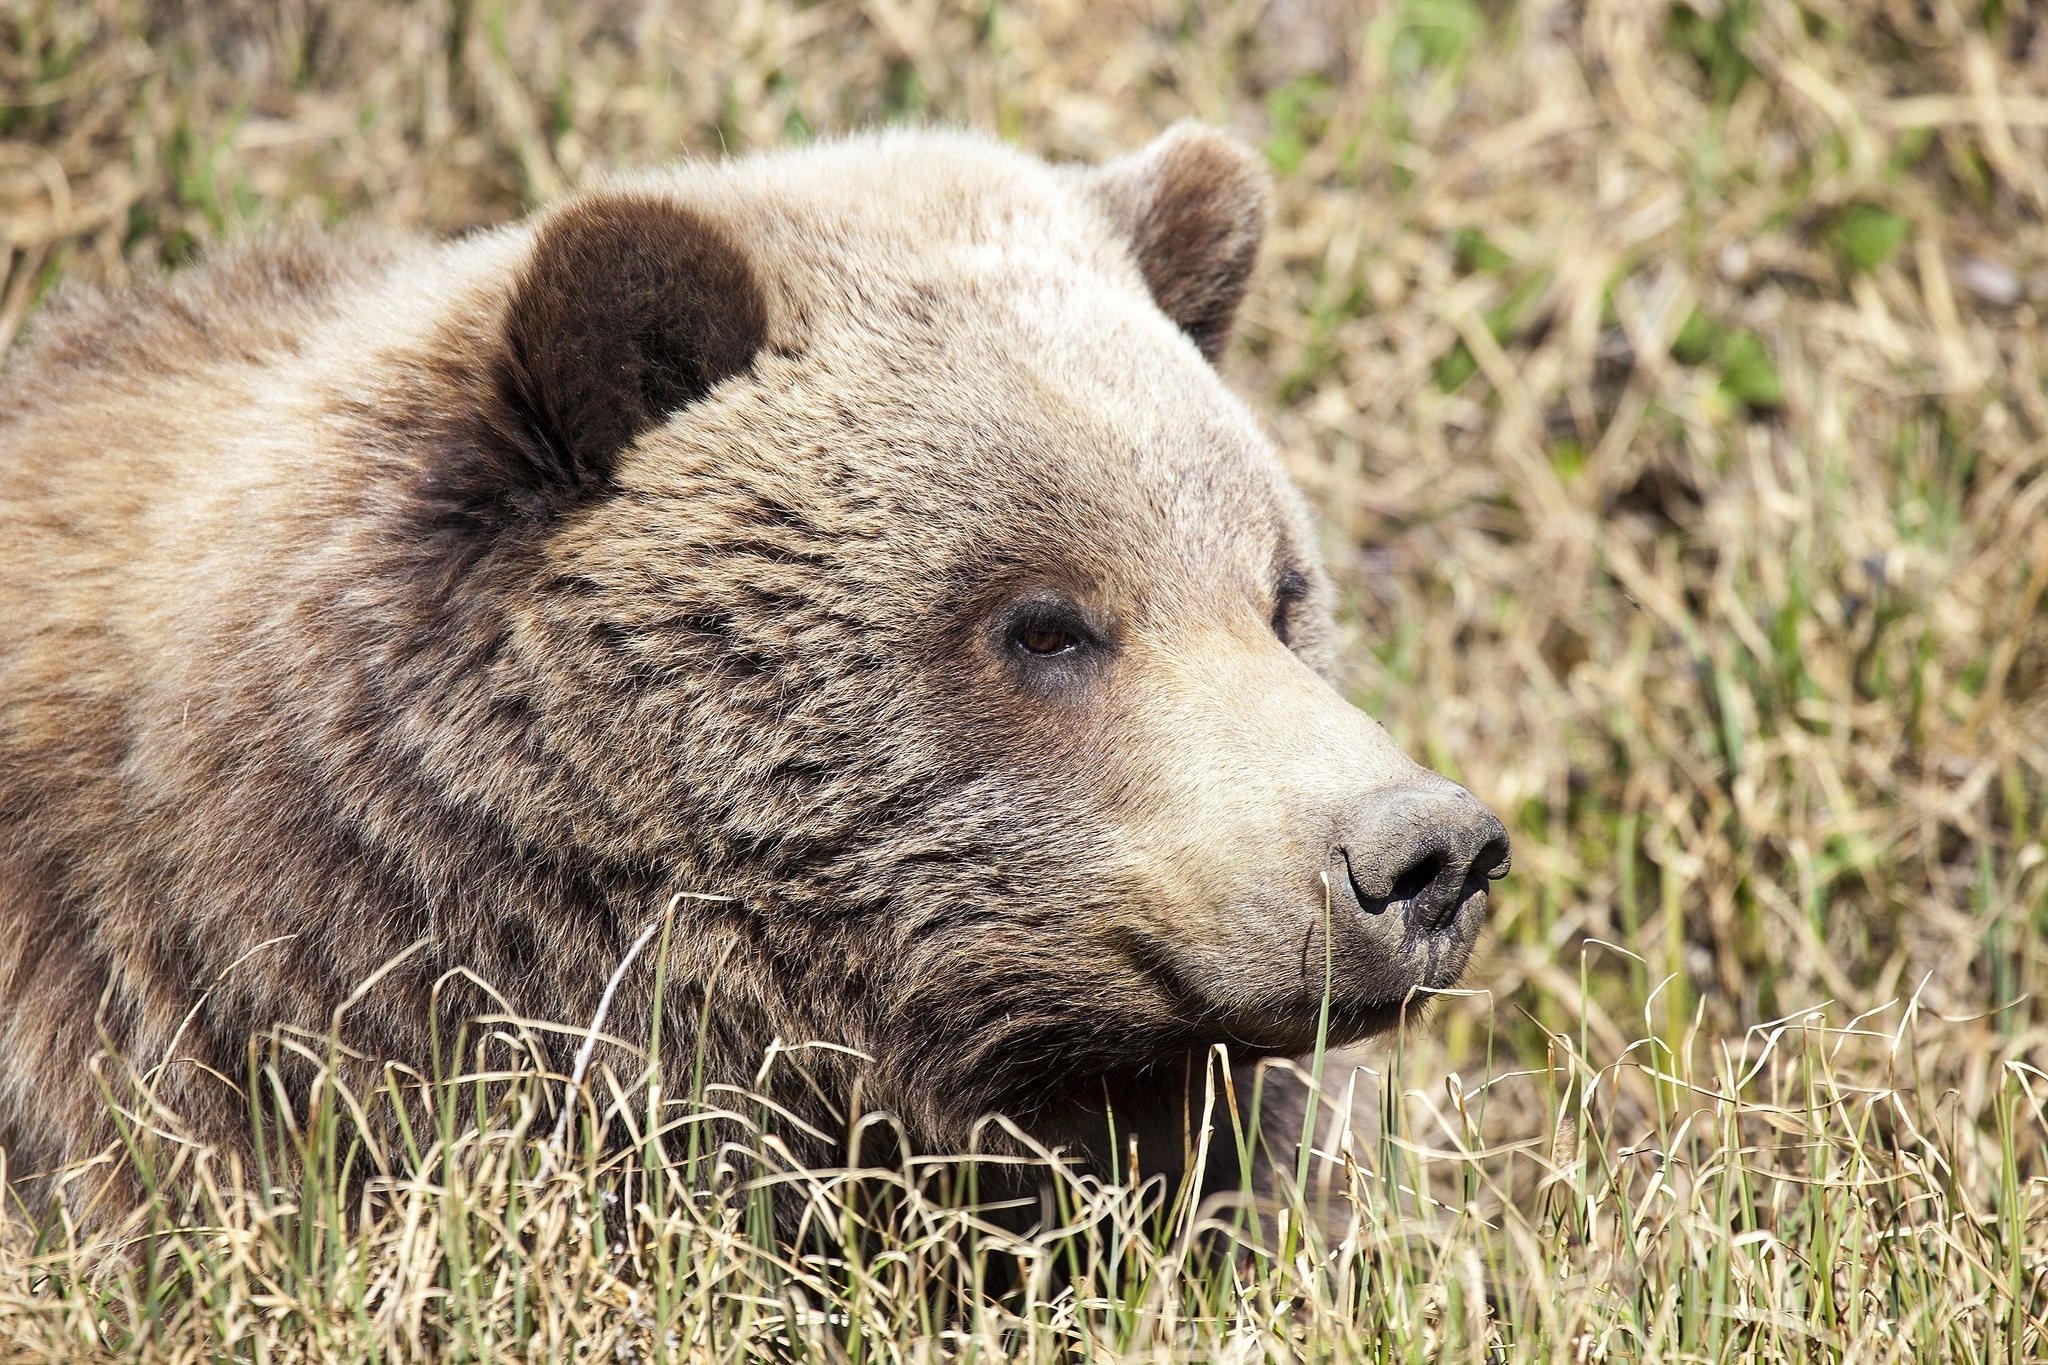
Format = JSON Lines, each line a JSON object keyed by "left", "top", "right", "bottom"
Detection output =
{"left": 604, "top": 307, "right": 1302, "bottom": 616}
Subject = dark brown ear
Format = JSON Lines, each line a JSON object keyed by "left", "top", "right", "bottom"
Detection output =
{"left": 1088, "top": 124, "right": 1268, "bottom": 363}
{"left": 486, "top": 194, "right": 765, "bottom": 509}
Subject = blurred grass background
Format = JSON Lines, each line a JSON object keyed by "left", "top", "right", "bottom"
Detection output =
{"left": 5, "top": 0, "right": 2048, "bottom": 1357}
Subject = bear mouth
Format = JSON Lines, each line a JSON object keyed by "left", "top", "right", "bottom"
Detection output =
{"left": 1106, "top": 915, "right": 1479, "bottom": 1059}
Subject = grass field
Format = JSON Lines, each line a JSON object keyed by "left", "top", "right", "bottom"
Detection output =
{"left": 5, "top": 0, "right": 2048, "bottom": 1358}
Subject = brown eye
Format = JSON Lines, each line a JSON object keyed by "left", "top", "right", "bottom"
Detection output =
{"left": 1017, "top": 626, "right": 1079, "bottom": 656}
{"left": 1004, "top": 600, "right": 1097, "bottom": 665}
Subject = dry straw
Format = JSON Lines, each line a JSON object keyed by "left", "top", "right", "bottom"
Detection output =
{"left": 4, "top": 0, "right": 2047, "bottom": 1358}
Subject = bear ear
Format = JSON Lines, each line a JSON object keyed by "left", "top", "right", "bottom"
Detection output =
{"left": 489, "top": 193, "right": 767, "bottom": 504}
{"left": 1087, "top": 124, "right": 1269, "bottom": 364}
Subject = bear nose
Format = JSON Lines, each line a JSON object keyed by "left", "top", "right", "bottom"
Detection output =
{"left": 1334, "top": 782, "right": 1511, "bottom": 938}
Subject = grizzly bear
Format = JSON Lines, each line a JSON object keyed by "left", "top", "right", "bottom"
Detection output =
{"left": 0, "top": 125, "right": 1508, "bottom": 1210}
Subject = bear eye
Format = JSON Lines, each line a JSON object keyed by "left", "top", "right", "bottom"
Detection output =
{"left": 1006, "top": 603, "right": 1093, "bottom": 661}
{"left": 1015, "top": 624, "right": 1082, "bottom": 657}
{"left": 1272, "top": 567, "right": 1310, "bottom": 645}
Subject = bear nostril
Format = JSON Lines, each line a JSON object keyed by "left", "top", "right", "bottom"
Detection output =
{"left": 1385, "top": 850, "right": 1446, "bottom": 910}
{"left": 1343, "top": 845, "right": 1452, "bottom": 919}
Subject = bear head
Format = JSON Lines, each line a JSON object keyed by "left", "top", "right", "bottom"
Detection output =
{"left": 370, "top": 125, "right": 1510, "bottom": 1158}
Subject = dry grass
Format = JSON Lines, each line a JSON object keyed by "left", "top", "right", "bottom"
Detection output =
{"left": 5, "top": 0, "right": 2048, "bottom": 1358}
{"left": 5, "top": 991, "right": 2047, "bottom": 1361}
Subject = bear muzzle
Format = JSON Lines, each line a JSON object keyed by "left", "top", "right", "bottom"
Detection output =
{"left": 1319, "top": 777, "right": 1511, "bottom": 1014}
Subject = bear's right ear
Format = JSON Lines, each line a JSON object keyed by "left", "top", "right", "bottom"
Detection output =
{"left": 451, "top": 194, "right": 766, "bottom": 528}
{"left": 1087, "top": 124, "right": 1269, "bottom": 364}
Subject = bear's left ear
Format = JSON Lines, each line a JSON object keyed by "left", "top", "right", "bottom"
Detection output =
{"left": 1087, "top": 124, "right": 1269, "bottom": 364}
{"left": 401, "top": 194, "right": 766, "bottom": 574}
{"left": 494, "top": 193, "right": 767, "bottom": 499}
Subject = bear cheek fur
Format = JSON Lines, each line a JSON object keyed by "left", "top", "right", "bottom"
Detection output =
{"left": 515, "top": 413, "right": 1216, "bottom": 1145}
{"left": 521, "top": 399, "right": 1377, "bottom": 1152}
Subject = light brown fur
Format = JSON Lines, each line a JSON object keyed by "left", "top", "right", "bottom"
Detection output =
{"left": 0, "top": 127, "right": 1505, "bottom": 1210}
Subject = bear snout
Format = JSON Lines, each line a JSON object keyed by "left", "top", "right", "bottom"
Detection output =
{"left": 1320, "top": 780, "right": 1511, "bottom": 1005}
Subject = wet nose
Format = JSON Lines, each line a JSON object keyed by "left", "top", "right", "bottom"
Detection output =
{"left": 1334, "top": 782, "right": 1511, "bottom": 938}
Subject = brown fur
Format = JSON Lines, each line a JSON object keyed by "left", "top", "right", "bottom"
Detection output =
{"left": 1089, "top": 125, "right": 1267, "bottom": 363}
{"left": 0, "top": 126, "right": 1503, "bottom": 1210}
